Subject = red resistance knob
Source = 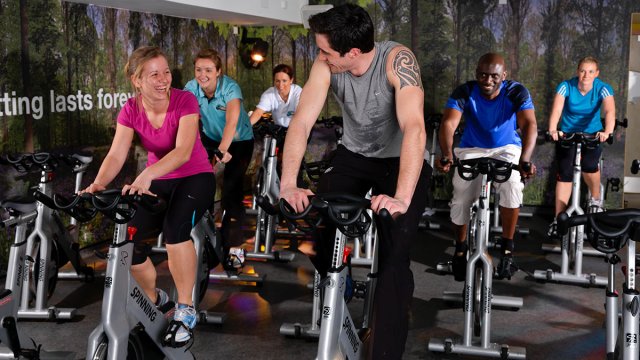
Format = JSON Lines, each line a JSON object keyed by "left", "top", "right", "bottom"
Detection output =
{"left": 342, "top": 246, "right": 352, "bottom": 264}
{"left": 127, "top": 226, "right": 137, "bottom": 241}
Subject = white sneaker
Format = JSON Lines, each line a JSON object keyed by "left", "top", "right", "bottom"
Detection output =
{"left": 547, "top": 219, "right": 558, "bottom": 240}
{"left": 169, "top": 304, "right": 197, "bottom": 343}
{"left": 587, "top": 198, "right": 604, "bottom": 213}
{"left": 223, "top": 247, "right": 246, "bottom": 271}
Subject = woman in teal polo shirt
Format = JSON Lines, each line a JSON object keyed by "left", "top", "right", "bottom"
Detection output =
{"left": 185, "top": 48, "right": 254, "bottom": 270}
{"left": 547, "top": 56, "right": 615, "bottom": 238}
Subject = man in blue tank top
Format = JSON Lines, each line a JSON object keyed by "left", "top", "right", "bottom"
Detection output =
{"left": 437, "top": 53, "right": 537, "bottom": 282}
{"left": 279, "top": 4, "right": 430, "bottom": 359}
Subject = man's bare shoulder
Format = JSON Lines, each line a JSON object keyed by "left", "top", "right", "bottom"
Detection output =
{"left": 386, "top": 45, "right": 422, "bottom": 90}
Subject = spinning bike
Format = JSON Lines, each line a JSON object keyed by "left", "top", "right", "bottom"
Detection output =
{"left": 2, "top": 152, "right": 96, "bottom": 320}
{"left": 557, "top": 208, "right": 640, "bottom": 360}
{"left": 429, "top": 158, "right": 526, "bottom": 359}
{"left": 38, "top": 189, "right": 194, "bottom": 360}
{"left": 0, "top": 198, "right": 74, "bottom": 359}
{"left": 268, "top": 193, "right": 389, "bottom": 359}
{"left": 37, "top": 187, "right": 226, "bottom": 327}
{"left": 533, "top": 132, "right": 610, "bottom": 286}
{"left": 247, "top": 119, "right": 295, "bottom": 262}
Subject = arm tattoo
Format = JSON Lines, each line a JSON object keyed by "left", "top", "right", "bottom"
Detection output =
{"left": 393, "top": 49, "right": 423, "bottom": 90}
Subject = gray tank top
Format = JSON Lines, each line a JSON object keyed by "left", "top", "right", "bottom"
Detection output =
{"left": 330, "top": 41, "right": 402, "bottom": 158}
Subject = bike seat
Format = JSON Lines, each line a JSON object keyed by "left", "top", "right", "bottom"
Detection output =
{"left": 1, "top": 196, "right": 37, "bottom": 214}
{"left": 72, "top": 153, "right": 93, "bottom": 165}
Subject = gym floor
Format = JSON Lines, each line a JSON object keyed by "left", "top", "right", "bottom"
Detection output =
{"left": 13, "top": 207, "right": 611, "bottom": 359}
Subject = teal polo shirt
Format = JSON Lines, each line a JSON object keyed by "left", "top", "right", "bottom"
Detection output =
{"left": 184, "top": 76, "right": 253, "bottom": 142}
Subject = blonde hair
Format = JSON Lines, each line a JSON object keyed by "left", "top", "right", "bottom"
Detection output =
{"left": 124, "top": 46, "right": 169, "bottom": 92}
{"left": 578, "top": 56, "right": 599, "bottom": 70}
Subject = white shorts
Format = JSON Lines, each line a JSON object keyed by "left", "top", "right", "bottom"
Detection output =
{"left": 449, "top": 145, "right": 524, "bottom": 226}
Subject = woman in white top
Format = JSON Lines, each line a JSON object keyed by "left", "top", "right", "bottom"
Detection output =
{"left": 249, "top": 64, "right": 302, "bottom": 127}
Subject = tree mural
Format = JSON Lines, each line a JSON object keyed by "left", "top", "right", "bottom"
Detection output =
{"left": 0, "top": 0, "right": 639, "bottom": 208}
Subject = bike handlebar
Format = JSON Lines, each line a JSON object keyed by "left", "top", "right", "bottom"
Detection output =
{"left": 631, "top": 159, "right": 639, "bottom": 175}
{"left": 453, "top": 158, "right": 516, "bottom": 183}
{"left": 548, "top": 132, "right": 613, "bottom": 147}
{"left": 425, "top": 113, "right": 442, "bottom": 129}
{"left": 277, "top": 192, "right": 393, "bottom": 238}
{"left": 0, "top": 152, "right": 92, "bottom": 174}
{"left": 34, "top": 189, "right": 164, "bottom": 224}
{"left": 253, "top": 121, "right": 288, "bottom": 140}
{"left": 315, "top": 116, "right": 343, "bottom": 128}
{"left": 557, "top": 209, "right": 640, "bottom": 253}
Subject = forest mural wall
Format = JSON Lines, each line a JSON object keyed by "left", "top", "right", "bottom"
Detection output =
{"left": 0, "top": 0, "right": 639, "bottom": 216}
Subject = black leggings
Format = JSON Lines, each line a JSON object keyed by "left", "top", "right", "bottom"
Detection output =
{"left": 555, "top": 141, "right": 602, "bottom": 182}
{"left": 314, "top": 145, "right": 431, "bottom": 360}
{"left": 129, "top": 172, "right": 215, "bottom": 265}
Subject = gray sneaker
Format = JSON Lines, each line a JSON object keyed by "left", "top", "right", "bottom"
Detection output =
{"left": 155, "top": 288, "right": 169, "bottom": 307}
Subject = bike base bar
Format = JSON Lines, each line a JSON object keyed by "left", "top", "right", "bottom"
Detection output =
{"left": 208, "top": 271, "right": 266, "bottom": 283}
{"left": 442, "top": 291, "right": 523, "bottom": 309}
{"left": 532, "top": 269, "right": 607, "bottom": 287}
{"left": 247, "top": 250, "right": 296, "bottom": 262}
{"left": 57, "top": 270, "right": 105, "bottom": 280}
{"left": 279, "top": 323, "right": 321, "bottom": 339}
{"left": 198, "top": 310, "right": 226, "bottom": 325}
{"left": 540, "top": 243, "right": 605, "bottom": 257}
{"left": 18, "top": 307, "right": 76, "bottom": 320}
{"left": 429, "top": 338, "right": 526, "bottom": 359}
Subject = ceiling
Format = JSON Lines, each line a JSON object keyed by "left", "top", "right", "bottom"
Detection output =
{"left": 66, "top": 0, "right": 308, "bottom": 26}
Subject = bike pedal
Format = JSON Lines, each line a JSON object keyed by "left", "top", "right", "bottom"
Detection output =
{"left": 353, "top": 281, "right": 367, "bottom": 299}
{"left": 158, "top": 301, "right": 176, "bottom": 315}
{"left": 80, "top": 266, "right": 95, "bottom": 282}
{"left": 358, "top": 327, "right": 371, "bottom": 342}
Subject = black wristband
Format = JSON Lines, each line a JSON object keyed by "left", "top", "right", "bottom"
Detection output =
{"left": 213, "top": 148, "right": 224, "bottom": 159}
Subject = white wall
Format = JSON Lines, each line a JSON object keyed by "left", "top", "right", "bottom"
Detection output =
{"left": 67, "top": 0, "right": 308, "bottom": 25}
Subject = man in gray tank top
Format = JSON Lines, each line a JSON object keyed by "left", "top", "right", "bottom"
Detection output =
{"left": 280, "top": 4, "right": 431, "bottom": 359}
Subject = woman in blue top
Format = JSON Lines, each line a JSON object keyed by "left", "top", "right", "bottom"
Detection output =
{"left": 184, "top": 49, "right": 254, "bottom": 269}
{"left": 547, "top": 56, "right": 616, "bottom": 236}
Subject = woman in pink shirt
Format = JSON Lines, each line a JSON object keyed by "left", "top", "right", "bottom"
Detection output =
{"left": 82, "top": 46, "right": 213, "bottom": 346}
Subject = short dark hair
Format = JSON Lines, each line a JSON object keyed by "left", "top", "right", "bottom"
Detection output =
{"left": 273, "top": 64, "right": 294, "bottom": 80}
{"left": 308, "top": 3, "right": 374, "bottom": 56}
{"left": 194, "top": 48, "right": 223, "bottom": 75}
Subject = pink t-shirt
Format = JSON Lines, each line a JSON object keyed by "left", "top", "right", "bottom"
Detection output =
{"left": 117, "top": 88, "right": 213, "bottom": 179}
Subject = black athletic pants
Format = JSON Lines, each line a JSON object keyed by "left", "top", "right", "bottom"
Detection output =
{"left": 314, "top": 145, "right": 431, "bottom": 359}
{"left": 201, "top": 134, "right": 255, "bottom": 249}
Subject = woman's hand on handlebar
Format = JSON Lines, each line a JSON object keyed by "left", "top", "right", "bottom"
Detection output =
{"left": 596, "top": 131, "right": 611, "bottom": 143}
{"left": 214, "top": 149, "right": 232, "bottom": 164}
{"left": 79, "top": 181, "right": 105, "bottom": 194}
{"left": 279, "top": 186, "right": 315, "bottom": 213}
{"left": 548, "top": 129, "right": 562, "bottom": 141}
{"left": 122, "top": 171, "right": 156, "bottom": 197}
{"left": 370, "top": 194, "right": 407, "bottom": 218}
